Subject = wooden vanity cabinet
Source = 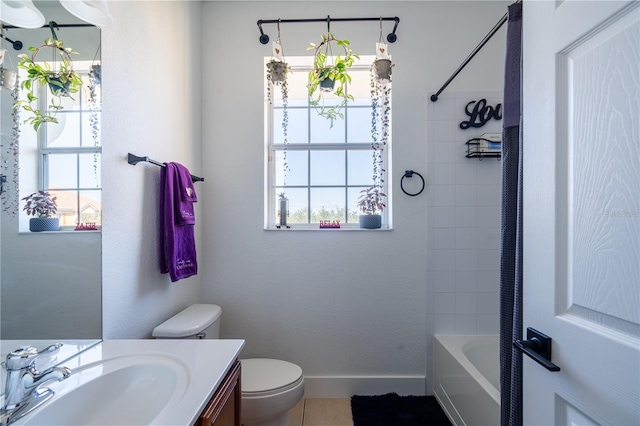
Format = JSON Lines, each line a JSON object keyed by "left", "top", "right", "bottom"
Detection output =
{"left": 196, "top": 359, "right": 241, "bottom": 426}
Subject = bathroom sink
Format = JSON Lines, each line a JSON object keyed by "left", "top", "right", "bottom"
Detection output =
{"left": 15, "top": 355, "right": 190, "bottom": 425}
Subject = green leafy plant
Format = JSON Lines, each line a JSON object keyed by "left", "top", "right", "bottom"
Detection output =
{"left": 22, "top": 190, "right": 58, "bottom": 218}
{"left": 306, "top": 33, "right": 359, "bottom": 126}
{"left": 357, "top": 186, "right": 387, "bottom": 215}
{"left": 16, "top": 38, "right": 83, "bottom": 131}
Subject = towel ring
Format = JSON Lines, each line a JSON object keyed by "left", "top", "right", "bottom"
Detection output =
{"left": 400, "top": 170, "right": 425, "bottom": 196}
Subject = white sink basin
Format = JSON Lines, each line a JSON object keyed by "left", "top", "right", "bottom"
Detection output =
{"left": 8, "top": 339, "right": 245, "bottom": 426}
{"left": 17, "top": 355, "right": 189, "bottom": 425}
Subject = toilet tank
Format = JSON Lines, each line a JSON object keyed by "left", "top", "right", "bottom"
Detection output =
{"left": 152, "top": 304, "right": 222, "bottom": 339}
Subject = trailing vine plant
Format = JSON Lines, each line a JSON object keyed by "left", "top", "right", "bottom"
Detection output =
{"left": 369, "top": 57, "right": 392, "bottom": 200}
{"left": 306, "top": 33, "right": 359, "bottom": 127}
{"left": 1, "top": 82, "right": 22, "bottom": 217}
{"left": 88, "top": 63, "right": 101, "bottom": 186}
{"left": 266, "top": 28, "right": 291, "bottom": 225}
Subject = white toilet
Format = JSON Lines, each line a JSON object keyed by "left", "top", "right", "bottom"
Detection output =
{"left": 152, "top": 304, "right": 304, "bottom": 426}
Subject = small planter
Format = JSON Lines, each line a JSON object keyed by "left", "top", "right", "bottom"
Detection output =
{"left": 0, "top": 67, "right": 18, "bottom": 91}
{"left": 372, "top": 58, "right": 393, "bottom": 83}
{"left": 319, "top": 77, "right": 335, "bottom": 92}
{"left": 29, "top": 217, "right": 60, "bottom": 232}
{"left": 267, "top": 60, "right": 288, "bottom": 83}
{"left": 47, "top": 75, "right": 72, "bottom": 97}
{"left": 359, "top": 214, "right": 382, "bottom": 229}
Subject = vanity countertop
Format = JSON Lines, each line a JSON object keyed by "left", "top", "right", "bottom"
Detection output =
{"left": 6, "top": 339, "right": 245, "bottom": 425}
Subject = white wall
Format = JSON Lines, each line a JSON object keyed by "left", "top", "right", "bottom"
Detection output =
{"left": 101, "top": 1, "right": 204, "bottom": 338}
{"left": 200, "top": 1, "right": 508, "bottom": 396}
{"left": 425, "top": 90, "right": 503, "bottom": 392}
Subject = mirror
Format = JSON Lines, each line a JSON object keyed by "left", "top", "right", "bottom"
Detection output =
{"left": 0, "top": 3, "right": 102, "bottom": 340}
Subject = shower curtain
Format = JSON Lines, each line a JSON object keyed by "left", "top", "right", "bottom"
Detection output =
{"left": 500, "top": 2, "right": 523, "bottom": 426}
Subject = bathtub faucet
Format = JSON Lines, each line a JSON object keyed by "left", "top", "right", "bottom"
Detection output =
{"left": 1, "top": 343, "right": 71, "bottom": 424}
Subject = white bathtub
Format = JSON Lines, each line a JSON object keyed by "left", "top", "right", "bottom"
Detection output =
{"left": 433, "top": 335, "right": 500, "bottom": 426}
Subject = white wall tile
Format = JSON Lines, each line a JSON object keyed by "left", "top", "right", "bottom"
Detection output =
{"left": 432, "top": 120, "right": 457, "bottom": 142}
{"left": 434, "top": 293, "right": 455, "bottom": 314}
{"left": 476, "top": 314, "right": 499, "bottom": 335}
{"left": 455, "top": 228, "right": 477, "bottom": 249}
{"left": 456, "top": 293, "right": 477, "bottom": 314}
{"left": 455, "top": 270, "right": 477, "bottom": 292}
{"left": 432, "top": 249, "right": 456, "bottom": 271}
{"left": 434, "top": 314, "right": 456, "bottom": 334}
{"left": 433, "top": 206, "right": 456, "bottom": 228}
{"left": 455, "top": 206, "right": 477, "bottom": 227}
{"left": 434, "top": 270, "right": 456, "bottom": 292}
{"left": 455, "top": 163, "right": 478, "bottom": 184}
{"left": 477, "top": 270, "right": 500, "bottom": 293}
{"left": 434, "top": 228, "right": 456, "bottom": 249}
{"left": 432, "top": 164, "right": 456, "bottom": 185}
{"left": 476, "top": 227, "right": 500, "bottom": 250}
{"left": 455, "top": 185, "right": 477, "bottom": 206}
{"left": 433, "top": 185, "right": 456, "bottom": 206}
{"left": 477, "top": 292, "right": 499, "bottom": 314}
{"left": 476, "top": 184, "right": 501, "bottom": 206}
{"left": 455, "top": 249, "right": 477, "bottom": 271}
{"left": 477, "top": 249, "right": 500, "bottom": 270}
{"left": 455, "top": 314, "right": 477, "bottom": 334}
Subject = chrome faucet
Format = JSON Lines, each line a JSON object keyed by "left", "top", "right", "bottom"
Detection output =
{"left": 1, "top": 344, "right": 71, "bottom": 425}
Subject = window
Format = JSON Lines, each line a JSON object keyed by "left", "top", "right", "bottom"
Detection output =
{"left": 265, "top": 56, "right": 390, "bottom": 229}
{"left": 20, "top": 62, "right": 102, "bottom": 230}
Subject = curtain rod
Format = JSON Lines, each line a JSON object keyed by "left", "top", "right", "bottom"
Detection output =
{"left": 430, "top": 3, "right": 515, "bottom": 102}
{"left": 257, "top": 16, "right": 400, "bottom": 44}
{"left": 1, "top": 22, "right": 97, "bottom": 51}
{"left": 127, "top": 153, "right": 204, "bottom": 183}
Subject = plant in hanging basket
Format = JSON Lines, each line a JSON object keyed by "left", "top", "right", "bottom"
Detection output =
{"left": 266, "top": 59, "right": 289, "bottom": 84}
{"left": 371, "top": 58, "right": 393, "bottom": 84}
{"left": 16, "top": 38, "right": 83, "bottom": 131}
{"left": 306, "top": 33, "right": 359, "bottom": 126}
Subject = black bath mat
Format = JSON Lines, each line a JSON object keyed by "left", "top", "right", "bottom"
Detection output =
{"left": 351, "top": 393, "right": 452, "bottom": 426}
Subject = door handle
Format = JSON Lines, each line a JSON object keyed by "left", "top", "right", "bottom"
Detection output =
{"left": 514, "top": 327, "right": 561, "bottom": 372}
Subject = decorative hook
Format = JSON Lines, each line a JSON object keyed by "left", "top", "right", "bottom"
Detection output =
{"left": 49, "top": 21, "right": 59, "bottom": 41}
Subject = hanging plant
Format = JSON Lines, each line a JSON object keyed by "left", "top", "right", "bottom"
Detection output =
{"left": 16, "top": 37, "right": 83, "bottom": 131}
{"left": 306, "top": 33, "right": 359, "bottom": 126}
{"left": 266, "top": 36, "right": 292, "bottom": 221}
{"left": 88, "top": 62, "right": 101, "bottom": 185}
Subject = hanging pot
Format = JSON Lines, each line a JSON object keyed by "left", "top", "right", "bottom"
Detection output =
{"left": 47, "top": 74, "right": 72, "bottom": 97}
{"left": 372, "top": 59, "right": 393, "bottom": 83}
{"left": 267, "top": 61, "right": 288, "bottom": 83}
{"left": 320, "top": 76, "right": 335, "bottom": 92}
{"left": 359, "top": 214, "right": 382, "bottom": 229}
{"left": 29, "top": 217, "right": 60, "bottom": 232}
{"left": 0, "top": 67, "right": 18, "bottom": 91}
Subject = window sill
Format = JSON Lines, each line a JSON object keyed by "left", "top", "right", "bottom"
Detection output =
{"left": 264, "top": 226, "right": 392, "bottom": 231}
{"left": 18, "top": 229, "right": 101, "bottom": 235}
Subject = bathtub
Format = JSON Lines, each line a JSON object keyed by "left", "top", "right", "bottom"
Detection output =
{"left": 433, "top": 335, "right": 500, "bottom": 426}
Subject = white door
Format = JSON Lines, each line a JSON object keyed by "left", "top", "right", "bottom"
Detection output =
{"left": 522, "top": 0, "right": 639, "bottom": 425}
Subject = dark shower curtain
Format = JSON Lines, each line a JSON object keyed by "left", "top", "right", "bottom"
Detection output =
{"left": 500, "top": 2, "right": 523, "bottom": 426}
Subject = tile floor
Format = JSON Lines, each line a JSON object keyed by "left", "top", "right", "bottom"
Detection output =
{"left": 290, "top": 398, "right": 354, "bottom": 426}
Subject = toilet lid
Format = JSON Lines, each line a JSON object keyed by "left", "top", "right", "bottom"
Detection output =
{"left": 241, "top": 358, "right": 303, "bottom": 393}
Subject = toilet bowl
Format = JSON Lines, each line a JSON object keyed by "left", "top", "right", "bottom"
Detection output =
{"left": 152, "top": 304, "right": 304, "bottom": 426}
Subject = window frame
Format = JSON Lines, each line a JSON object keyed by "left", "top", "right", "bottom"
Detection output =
{"left": 264, "top": 55, "right": 391, "bottom": 230}
{"left": 37, "top": 66, "right": 102, "bottom": 229}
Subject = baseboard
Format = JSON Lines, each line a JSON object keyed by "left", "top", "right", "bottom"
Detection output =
{"left": 302, "top": 375, "right": 426, "bottom": 398}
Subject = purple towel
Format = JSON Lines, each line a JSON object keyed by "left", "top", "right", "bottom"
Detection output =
{"left": 160, "top": 162, "right": 198, "bottom": 282}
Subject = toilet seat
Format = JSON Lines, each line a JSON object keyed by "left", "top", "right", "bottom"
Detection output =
{"left": 241, "top": 358, "right": 303, "bottom": 396}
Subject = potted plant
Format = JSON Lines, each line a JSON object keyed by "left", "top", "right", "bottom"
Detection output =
{"left": 16, "top": 37, "right": 83, "bottom": 131}
{"left": 357, "top": 186, "right": 387, "bottom": 229}
{"left": 306, "top": 33, "right": 359, "bottom": 126}
{"left": 372, "top": 57, "right": 393, "bottom": 83}
{"left": 22, "top": 190, "right": 59, "bottom": 232}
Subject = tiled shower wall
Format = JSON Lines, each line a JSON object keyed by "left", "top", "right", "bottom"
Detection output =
{"left": 425, "top": 91, "right": 503, "bottom": 393}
